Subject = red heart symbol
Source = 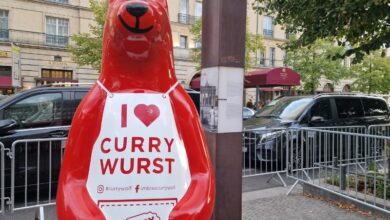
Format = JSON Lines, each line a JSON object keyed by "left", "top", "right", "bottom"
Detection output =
{"left": 134, "top": 104, "right": 160, "bottom": 127}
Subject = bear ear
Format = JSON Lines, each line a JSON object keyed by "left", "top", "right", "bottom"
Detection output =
{"left": 158, "top": 0, "right": 169, "bottom": 12}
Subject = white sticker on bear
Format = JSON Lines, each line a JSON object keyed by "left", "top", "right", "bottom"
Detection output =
{"left": 86, "top": 93, "right": 191, "bottom": 220}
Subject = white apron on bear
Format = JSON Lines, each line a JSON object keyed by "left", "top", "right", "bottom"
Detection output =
{"left": 86, "top": 82, "right": 191, "bottom": 220}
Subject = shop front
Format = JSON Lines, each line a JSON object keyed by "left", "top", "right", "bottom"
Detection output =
{"left": 190, "top": 67, "right": 301, "bottom": 110}
{"left": 245, "top": 67, "right": 301, "bottom": 108}
{"left": 35, "top": 68, "right": 77, "bottom": 86}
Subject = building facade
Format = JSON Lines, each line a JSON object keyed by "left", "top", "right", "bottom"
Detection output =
{"left": 0, "top": 0, "right": 204, "bottom": 94}
{"left": 0, "top": 0, "right": 356, "bottom": 97}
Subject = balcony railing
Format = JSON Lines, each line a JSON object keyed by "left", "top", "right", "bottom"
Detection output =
{"left": 173, "top": 47, "right": 192, "bottom": 60}
{"left": 0, "top": 29, "right": 70, "bottom": 48}
{"left": 46, "top": 34, "right": 69, "bottom": 46}
{"left": 47, "top": 0, "right": 69, "bottom": 4}
{"left": 0, "top": 29, "right": 9, "bottom": 41}
{"left": 256, "top": 58, "right": 288, "bottom": 68}
{"left": 178, "top": 13, "right": 199, "bottom": 25}
{"left": 263, "top": 29, "right": 274, "bottom": 38}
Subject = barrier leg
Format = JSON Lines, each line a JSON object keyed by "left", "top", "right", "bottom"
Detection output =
{"left": 286, "top": 180, "right": 299, "bottom": 196}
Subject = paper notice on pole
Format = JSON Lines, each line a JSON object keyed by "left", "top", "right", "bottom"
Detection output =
{"left": 200, "top": 67, "right": 244, "bottom": 133}
{"left": 218, "top": 67, "right": 244, "bottom": 133}
{"left": 200, "top": 69, "right": 219, "bottom": 132}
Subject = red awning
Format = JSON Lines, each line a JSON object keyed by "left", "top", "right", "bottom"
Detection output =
{"left": 245, "top": 67, "right": 300, "bottom": 88}
{"left": 190, "top": 67, "right": 300, "bottom": 90}
{"left": 0, "top": 76, "right": 12, "bottom": 88}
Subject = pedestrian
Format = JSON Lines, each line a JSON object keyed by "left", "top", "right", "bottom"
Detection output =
{"left": 246, "top": 99, "right": 254, "bottom": 109}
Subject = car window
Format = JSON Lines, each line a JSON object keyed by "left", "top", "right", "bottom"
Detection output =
{"left": 362, "top": 98, "right": 388, "bottom": 116}
{"left": 256, "top": 97, "right": 312, "bottom": 120}
{"left": 62, "top": 91, "right": 87, "bottom": 126}
{"left": 4, "top": 93, "right": 62, "bottom": 129}
{"left": 311, "top": 99, "right": 332, "bottom": 120}
{"left": 335, "top": 98, "right": 364, "bottom": 119}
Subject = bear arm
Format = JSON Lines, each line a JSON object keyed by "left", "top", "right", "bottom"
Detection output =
{"left": 169, "top": 90, "right": 215, "bottom": 219}
{"left": 57, "top": 181, "right": 105, "bottom": 220}
{"left": 169, "top": 173, "right": 214, "bottom": 220}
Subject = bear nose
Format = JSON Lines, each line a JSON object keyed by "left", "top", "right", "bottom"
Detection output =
{"left": 126, "top": 3, "right": 148, "bottom": 17}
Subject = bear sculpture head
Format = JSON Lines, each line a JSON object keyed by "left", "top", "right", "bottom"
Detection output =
{"left": 100, "top": 0, "right": 176, "bottom": 92}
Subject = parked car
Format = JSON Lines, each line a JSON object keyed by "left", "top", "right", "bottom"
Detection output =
{"left": 0, "top": 84, "right": 200, "bottom": 204}
{"left": 243, "top": 94, "right": 390, "bottom": 167}
{"left": 243, "top": 107, "right": 255, "bottom": 120}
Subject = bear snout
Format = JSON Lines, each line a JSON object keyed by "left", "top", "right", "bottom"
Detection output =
{"left": 126, "top": 3, "right": 148, "bottom": 18}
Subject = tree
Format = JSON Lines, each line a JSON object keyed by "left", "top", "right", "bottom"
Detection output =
{"left": 189, "top": 19, "right": 202, "bottom": 72}
{"left": 287, "top": 39, "right": 348, "bottom": 94}
{"left": 68, "top": 0, "right": 107, "bottom": 71}
{"left": 190, "top": 18, "right": 265, "bottom": 72}
{"left": 351, "top": 51, "right": 390, "bottom": 94}
{"left": 253, "top": 0, "right": 390, "bottom": 62}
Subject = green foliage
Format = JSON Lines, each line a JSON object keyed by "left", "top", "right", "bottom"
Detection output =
{"left": 376, "top": 180, "right": 390, "bottom": 200}
{"left": 351, "top": 51, "right": 390, "bottom": 94}
{"left": 253, "top": 0, "right": 390, "bottom": 62}
{"left": 189, "top": 19, "right": 202, "bottom": 72}
{"left": 245, "top": 19, "right": 265, "bottom": 73}
{"left": 326, "top": 174, "right": 340, "bottom": 186}
{"left": 287, "top": 39, "right": 348, "bottom": 94}
{"left": 190, "top": 18, "right": 265, "bottom": 72}
{"left": 67, "top": 0, "right": 107, "bottom": 71}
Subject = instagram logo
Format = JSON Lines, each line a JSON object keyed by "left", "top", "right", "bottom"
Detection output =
{"left": 97, "top": 185, "right": 104, "bottom": 194}
{"left": 135, "top": 185, "right": 140, "bottom": 193}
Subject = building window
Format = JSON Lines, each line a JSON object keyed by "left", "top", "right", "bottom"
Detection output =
{"left": 283, "top": 50, "right": 288, "bottom": 66}
{"left": 195, "top": 1, "right": 202, "bottom": 18}
{"left": 195, "top": 40, "right": 202, "bottom": 49}
{"left": 54, "top": 55, "right": 62, "bottom": 62}
{"left": 37, "top": 69, "right": 74, "bottom": 85}
{"left": 270, "top": 47, "right": 275, "bottom": 66}
{"left": 178, "top": 0, "right": 189, "bottom": 24}
{"left": 46, "top": 17, "right": 69, "bottom": 46}
{"left": 180, "top": 0, "right": 189, "bottom": 14}
{"left": 180, "top": 35, "right": 188, "bottom": 48}
{"left": 47, "top": 0, "right": 69, "bottom": 4}
{"left": 259, "top": 51, "right": 265, "bottom": 66}
{"left": 263, "top": 16, "right": 273, "bottom": 37}
{"left": 0, "top": 10, "right": 8, "bottom": 40}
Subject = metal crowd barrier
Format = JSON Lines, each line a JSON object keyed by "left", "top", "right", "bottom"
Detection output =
{"left": 0, "top": 142, "right": 5, "bottom": 215}
{"left": 286, "top": 127, "right": 390, "bottom": 215}
{"left": 241, "top": 126, "right": 368, "bottom": 186}
{"left": 368, "top": 124, "right": 390, "bottom": 137}
{"left": 10, "top": 138, "right": 67, "bottom": 212}
{"left": 242, "top": 128, "right": 287, "bottom": 186}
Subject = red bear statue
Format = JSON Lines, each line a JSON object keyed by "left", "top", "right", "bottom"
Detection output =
{"left": 56, "top": 0, "right": 215, "bottom": 219}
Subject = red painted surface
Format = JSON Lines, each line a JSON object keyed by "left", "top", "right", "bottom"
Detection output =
{"left": 56, "top": 0, "right": 215, "bottom": 219}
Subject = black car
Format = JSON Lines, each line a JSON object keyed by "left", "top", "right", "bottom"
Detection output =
{"left": 243, "top": 94, "right": 390, "bottom": 166}
{"left": 0, "top": 85, "right": 90, "bottom": 204}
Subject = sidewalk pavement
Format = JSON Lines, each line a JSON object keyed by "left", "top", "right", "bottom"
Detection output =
{"left": 3, "top": 175, "right": 374, "bottom": 220}
{"left": 243, "top": 186, "right": 370, "bottom": 220}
